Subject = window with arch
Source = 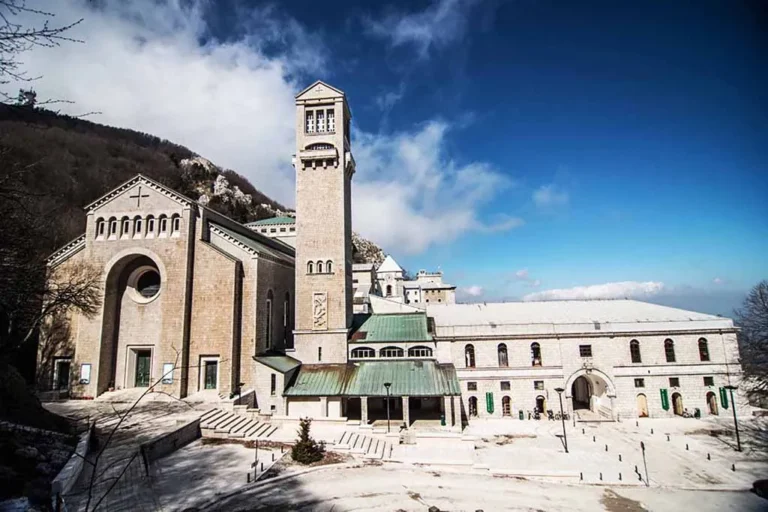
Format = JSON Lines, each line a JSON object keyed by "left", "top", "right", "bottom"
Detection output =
{"left": 408, "top": 346, "right": 433, "bottom": 357}
{"left": 95, "top": 218, "right": 106, "bottom": 238}
{"left": 326, "top": 260, "right": 333, "bottom": 273}
{"left": 307, "top": 261, "right": 313, "bottom": 274}
{"left": 133, "top": 216, "right": 143, "bottom": 238}
{"left": 502, "top": 396, "right": 511, "bottom": 417}
{"left": 380, "top": 346, "right": 403, "bottom": 358}
{"left": 465, "top": 344, "right": 475, "bottom": 368}
{"left": 171, "top": 214, "right": 181, "bottom": 234}
{"left": 386, "top": 285, "right": 392, "bottom": 297}
{"left": 351, "top": 347, "right": 375, "bottom": 359}
{"left": 498, "top": 343, "right": 508, "bottom": 367}
{"left": 316, "top": 261, "right": 323, "bottom": 273}
{"left": 664, "top": 339, "right": 676, "bottom": 363}
{"left": 630, "top": 339, "right": 642, "bottom": 363}
{"left": 121, "top": 217, "right": 130, "bottom": 237}
{"left": 159, "top": 215, "right": 168, "bottom": 235}
{"left": 265, "top": 290, "right": 274, "bottom": 350}
{"left": 146, "top": 215, "right": 155, "bottom": 236}
{"left": 108, "top": 217, "right": 118, "bottom": 237}
{"left": 283, "top": 292, "right": 292, "bottom": 348}
{"left": 531, "top": 342, "right": 542, "bottom": 366}
{"left": 698, "top": 338, "right": 710, "bottom": 362}
{"left": 468, "top": 396, "right": 478, "bottom": 417}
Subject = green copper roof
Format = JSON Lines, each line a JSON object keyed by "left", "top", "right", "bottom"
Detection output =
{"left": 246, "top": 216, "right": 296, "bottom": 226}
{"left": 254, "top": 353, "right": 301, "bottom": 374}
{"left": 284, "top": 361, "right": 460, "bottom": 397}
{"left": 350, "top": 313, "right": 432, "bottom": 343}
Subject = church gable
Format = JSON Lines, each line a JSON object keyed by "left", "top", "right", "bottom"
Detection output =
{"left": 295, "top": 80, "right": 344, "bottom": 102}
{"left": 86, "top": 175, "right": 194, "bottom": 217}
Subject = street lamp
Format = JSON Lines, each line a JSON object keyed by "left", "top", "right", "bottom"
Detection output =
{"left": 554, "top": 387, "right": 568, "bottom": 453}
{"left": 384, "top": 382, "right": 392, "bottom": 433}
{"left": 724, "top": 385, "right": 741, "bottom": 452}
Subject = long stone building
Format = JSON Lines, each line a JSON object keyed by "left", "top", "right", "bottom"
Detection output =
{"left": 40, "top": 80, "right": 743, "bottom": 428}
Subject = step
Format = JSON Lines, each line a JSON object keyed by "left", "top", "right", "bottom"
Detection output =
{"left": 260, "top": 425, "right": 278, "bottom": 439}
{"left": 243, "top": 422, "right": 264, "bottom": 438}
{"left": 249, "top": 423, "right": 271, "bottom": 438}
{"left": 336, "top": 431, "right": 351, "bottom": 445}
{"left": 231, "top": 419, "right": 256, "bottom": 434}
{"left": 200, "top": 409, "right": 222, "bottom": 422}
{"left": 215, "top": 414, "right": 243, "bottom": 431}
{"left": 216, "top": 416, "right": 250, "bottom": 434}
{"left": 202, "top": 411, "right": 232, "bottom": 429}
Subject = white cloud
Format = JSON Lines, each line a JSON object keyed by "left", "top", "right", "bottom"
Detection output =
{"left": 532, "top": 184, "right": 569, "bottom": 209}
{"left": 353, "top": 120, "right": 520, "bottom": 253}
{"left": 365, "top": 0, "right": 479, "bottom": 58}
{"left": 375, "top": 82, "right": 406, "bottom": 111}
{"left": 713, "top": 277, "right": 723, "bottom": 285}
{"left": 461, "top": 285, "right": 484, "bottom": 297}
{"left": 14, "top": 0, "right": 516, "bottom": 254}
{"left": 523, "top": 281, "right": 665, "bottom": 301}
{"left": 515, "top": 269, "right": 529, "bottom": 279}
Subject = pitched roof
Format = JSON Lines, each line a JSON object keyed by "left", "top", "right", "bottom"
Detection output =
{"left": 377, "top": 255, "right": 403, "bottom": 273}
{"left": 245, "top": 216, "right": 296, "bottom": 226}
{"left": 403, "top": 281, "right": 456, "bottom": 290}
{"left": 350, "top": 313, "right": 432, "bottom": 342}
{"left": 283, "top": 361, "right": 461, "bottom": 397}
{"left": 295, "top": 80, "right": 344, "bottom": 98}
{"left": 85, "top": 174, "right": 196, "bottom": 211}
{"left": 209, "top": 221, "right": 294, "bottom": 261}
{"left": 254, "top": 353, "right": 301, "bottom": 374}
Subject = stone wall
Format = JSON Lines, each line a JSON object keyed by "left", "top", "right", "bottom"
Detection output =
{"left": 140, "top": 418, "right": 200, "bottom": 464}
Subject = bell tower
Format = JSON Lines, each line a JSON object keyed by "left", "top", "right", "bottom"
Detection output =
{"left": 292, "top": 81, "right": 355, "bottom": 364}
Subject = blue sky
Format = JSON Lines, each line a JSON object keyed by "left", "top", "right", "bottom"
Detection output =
{"left": 20, "top": 0, "right": 768, "bottom": 315}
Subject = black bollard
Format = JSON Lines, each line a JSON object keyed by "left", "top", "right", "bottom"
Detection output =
{"left": 582, "top": 428, "right": 585, "bottom": 434}
{"left": 247, "top": 473, "right": 251, "bottom": 483}
{"left": 686, "top": 444, "right": 689, "bottom": 451}
{"left": 638, "top": 473, "right": 642, "bottom": 481}
{"left": 619, "top": 454, "right": 622, "bottom": 462}
{"left": 707, "top": 453, "right": 710, "bottom": 460}
{"left": 667, "top": 435, "right": 670, "bottom": 441}
{"left": 261, "top": 462, "right": 264, "bottom": 472}
{"left": 580, "top": 472, "right": 583, "bottom": 481}
{"left": 272, "top": 452, "right": 275, "bottom": 461}
{"left": 593, "top": 435, "right": 596, "bottom": 442}
{"left": 599, "top": 472, "right": 602, "bottom": 481}
{"left": 636, "top": 421, "right": 638, "bottom": 427}
{"left": 732, "top": 463, "right": 735, "bottom": 472}
{"left": 651, "top": 428, "right": 654, "bottom": 434}
{"left": 605, "top": 444, "right": 608, "bottom": 452}
{"left": 619, "top": 473, "right": 622, "bottom": 481}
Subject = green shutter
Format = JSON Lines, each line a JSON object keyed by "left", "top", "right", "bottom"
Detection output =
{"left": 660, "top": 388, "right": 669, "bottom": 410}
{"left": 719, "top": 387, "right": 729, "bottom": 409}
{"left": 486, "top": 392, "right": 494, "bottom": 414}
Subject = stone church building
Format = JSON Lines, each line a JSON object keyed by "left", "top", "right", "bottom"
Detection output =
{"left": 41, "top": 81, "right": 744, "bottom": 427}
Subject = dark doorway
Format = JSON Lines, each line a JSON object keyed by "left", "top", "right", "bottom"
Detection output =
{"left": 345, "top": 397, "right": 361, "bottom": 420}
{"left": 55, "top": 359, "right": 71, "bottom": 390}
{"left": 135, "top": 351, "right": 151, "bottom": 387}
{"left": 408, "top": 397, "right": 442, "bottom": 424}
{"left": 368, "top": 396, "right": 402, "bottom": 422}
{"left": 204, "top": 360, "right": 218, "bottom": 390}
{"left": 571, "top": 376, "right": 591, "bottom": 410}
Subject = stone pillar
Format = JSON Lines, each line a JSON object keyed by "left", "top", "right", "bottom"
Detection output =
{"left": 402, "top": 396, "right": 410, "bottom": 427}
{"left": 444, "top": 396, "right": 454, "bottom": 427}
{"left": 320, "top": 396, "right": 328, "bottom": 418}
{"left": 361, "top": 396, "right": 368, "bottom": 425}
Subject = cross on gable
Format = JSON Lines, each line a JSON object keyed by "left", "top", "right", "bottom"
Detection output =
{"left": 129, "top": 185, "right": 150, "bottom": 207}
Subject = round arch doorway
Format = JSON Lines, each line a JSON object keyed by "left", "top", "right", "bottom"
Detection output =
{"left": 568, "top": 372, "right": 614, "bottom": 419}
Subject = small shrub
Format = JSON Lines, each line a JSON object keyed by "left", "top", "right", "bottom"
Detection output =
{"left": 291, "top": 417, "right": 325, "bottom": 464}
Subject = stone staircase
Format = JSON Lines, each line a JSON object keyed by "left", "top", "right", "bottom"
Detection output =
{"left": 332, "top": 430, "right": 393, "bottom": 460}
{"left": 199, "top": 408, "right": 278, "bottom": 440}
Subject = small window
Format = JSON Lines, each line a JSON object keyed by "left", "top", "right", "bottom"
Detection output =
{"left": 634, "top": 378, "right": 645, "bottom": 388}
{"left": 121, "top": 217, "right": 131, "bottom": 237}
{"left": 467, "top": 382, "right": 478, "bottom": 391}
{"left": 664, "top": 339, "right": 676, "bottom": 363}
{"left": 500, "top": 381, "right": 511, "bottom": 391}
{"left": 698, "top": 338, "right": 710, "bottom": 362}
{"left": 351, "top": 347, "right": 375, "bottom": 359}
{"left": 408, "top": 346, "right": 432, "bottom": 357}
{"left": 326, "top": 260, "right": 333, "bottom": 273}
{"left": 318, "top": 347, "right": 322, "bottom": 362}
{"left": 289, "top": 227, "right": 295, "bottom": 232}
{"left": 96, "top": 218, "right": 106, "bottom": 238}
{"left": 280, "top": 227, "right": 286, "bottom": 232}
{"left": 261, "top": 228, "right": 267, "bottom": 233}
{"left": 531, "top": 342, "right": 542, "bottom": 366}
{"left": 305, "top": 110, "right": 315, "bottom": 133}
{"left": 534, "top": 380, "right": 544, "bottom": 390}
{"left": 465, "top": 344, "right": 475, "bottom": 368}
{"left": 498, "top": 343, "right": 508, "bottom": 367}
{"left": 579, "top": 345, "right": 592, "bottom": 358}
{"left": 159, "top": 216, "right": 169, "bottom": 234}
{"left": 146, "top": 216, "right": 155, "bottom": 235}
{"left": 386, "top": 284, "right": 392, "bottom": 296}
{"left": 703, "top": 376, "right": 714, "bottom": 386}
{"left": 380, "top": 346, "right": 404, "bottom": 358}
{"left": 317, "top": 261, "right": 323, "bottom": 273}
{"left": 669, "top": 377, "right": 680, "bottom": 388}
{"left": 317, "top": 110, "right": 325, "bottom": 132}
{"left": 270, "top": 228, "right": 276, "bottom": 233}
{"left": 270, "top": 374, "right": 276, "bottom": 396}
{"left": 133, "top": 217, "right": 143, "bottom": 238}
{"left": 108, "top": 218, "right": 118, "bottom": 237}
{"left": 630, "top": 339, "right": 641, "bottom": 363}
{"left": 327, "top": 109, "right": 335, "bottom": 132}
{"left": 172, "top": 215, "right": 181, "bottom": 233}
{"left": 307, "top": 261, "right": 313, "bottom": 274}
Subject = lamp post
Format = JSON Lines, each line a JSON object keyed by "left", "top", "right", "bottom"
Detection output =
{"left": 384, "top": 382, "right": 392, "bottom": 433}
{"left": 724, "top": 385, "right": 741, "bottom": 452}
{"left": 554, "top": 387, "right": 568, "bottom": 453}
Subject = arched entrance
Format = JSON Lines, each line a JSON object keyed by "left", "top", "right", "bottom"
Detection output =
{"left": 672, "top": 392, "right": 684, "bottom": 416}
{"left": 706, "top": 392, "right": 718, "bottom": 415}
{"left": 564, "top": 368, "right": 616, "bottom": 420}
{"left": 468, "top": 396, "right": 478, "bottom": 417}
{"left": 636, "top": 394, "right": 648, "bottom": 418}
{"left": 535, "top": 395, "right": 546, "bottom": 414}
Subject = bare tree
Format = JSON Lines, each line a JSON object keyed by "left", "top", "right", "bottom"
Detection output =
{"left": 734, "top": 280, "right": 768, "bottom": 406}
{"left": 0, "top": 0, "right": 83, "bottom": 104}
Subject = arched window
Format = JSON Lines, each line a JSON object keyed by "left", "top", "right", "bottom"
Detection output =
{"left": 380, "top": 346, "right": 404, "bottom": 358}
{"left": 465, "top": 344, "right": 475, "bottom": 368}
{"left": 698, "top": 338, "right": 710, "bottom": 362}
{"left": 158, "top": 215, "right": 168, "bottom": 234}
{"left": 108, "top": 217, "right": 118, "bottom": 237}
{"left": 133, "top": 216, "right": 143, "bottom": 238}
{"left": 386, "top": 284, "right": 392, "bottom": 297}
{"left": 317, "top": 261, "right": 323, "bottom": 273}
{"left": 146, "top": 215, "right": 155, "bottom": 236}
{"left": 171, "top": 214, "right": 181, "bottom": 234}
{"left": 408, "top": 346, "right": 433, "bottom": 357}
{"left": 265, "top": 290, "right": 274, "bottom": 350}
{"left": 498, "top": 343, "right": 508, "bottom": 367}
{"left": 630, "top": 340, "right": 642, "bottom": 363}
{"left": 664, "top": 339, "right": 676, "bottom": 363}
{"left": 326, "top": 260, "right": 333, "bottom": 273}
{"left": 531, "top": 342, "right": 542, "bottom": 366}
{"left": 307, "top": 261, "right": 313, "bottom": 274}
{"left": 351, "top": 347, "right": 375, "bottom": 359}
{"left": 502, "top": 396, "right": 511, "bottom": 416}
{"left": 283, "top": 292, "right": 292, "bottom": 348}
{"left": 468, "top": 396, "right": 478, "bottom": 417}
{"left": 95, "top": 218, "right": 105, "bottom": 238}
{"left": 121, "top": 216, "right": 130, "bottom": 238}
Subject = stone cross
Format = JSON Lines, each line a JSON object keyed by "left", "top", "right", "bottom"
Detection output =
{"left": 129, "top": 186, "right": 149, "bottom": 207}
